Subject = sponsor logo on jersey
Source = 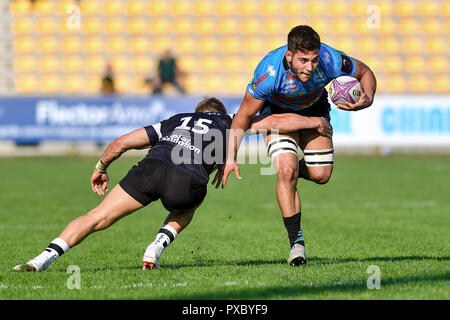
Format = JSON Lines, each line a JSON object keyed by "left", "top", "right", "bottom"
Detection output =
{"left": 254, "top": 73, "right": 268, "bottom": 87}
{"left": 341, "top": 54, "right": 352, "bottom": 74}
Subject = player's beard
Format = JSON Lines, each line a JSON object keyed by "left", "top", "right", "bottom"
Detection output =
{"left": 288, "top": 60, "right": 310, "bottom": 82}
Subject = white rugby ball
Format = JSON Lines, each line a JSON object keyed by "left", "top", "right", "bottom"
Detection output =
{"left": 329, "top": 76, "right": 361, "bottom": 106}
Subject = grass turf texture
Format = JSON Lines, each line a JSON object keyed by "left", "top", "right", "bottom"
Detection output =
{"left": 0, "top": 155, "right": 449, "bottom": 300}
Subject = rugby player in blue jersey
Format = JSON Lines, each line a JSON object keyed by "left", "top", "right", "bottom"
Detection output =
{"left": 13, "top": 97, "right": 332, "bottom": 271}
{"left": 223, "top": 25, "right": 377, "bottom": 266}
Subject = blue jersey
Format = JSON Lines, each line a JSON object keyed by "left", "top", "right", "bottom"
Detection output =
{"left": 247, "top": 43, "right": 356, "bottom": 110}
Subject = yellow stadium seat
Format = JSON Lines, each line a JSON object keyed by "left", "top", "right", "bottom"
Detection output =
{"left": 109, "top": 56, "right": 130, "bottom": 73}
{"left": 11, "top": 17, "right": 34, "bottom": 34}
{"left": 173, "top": 18, "right": 194, "bottom": 35}
{"left": 197, "top": 37, "right": 220, "bottom": 54}
{"left": 223, "top": 56, "right": 244, "bottom": 74}
{"left": 84, "top": 37, "right": 104, "bottom": 54}
{"left": 445, "top": 19, "right": 450, "bottom": 35}
{"left": 61, "top": 75, "right": 85, "bottom": 93}
{"left": 40, "top": 75, "right": 62, "bottom": 93}
{"left": 358, "top": 37, "right": 378, "bottom": 55}
{"left": 261, "top": 1, "right": 281, "bottom": 15}
{"left": 308, "top": 19, "right": 330, "bottom": 35}
{"left": 15, "top": 74, "right": 39, "bottom": 93}
{"left": 37, "top": 37, "right": 59, "bottom": 53}
{"left": 84, "top": 56, "right": 107, "bottom": 74}
{"left": 442, "top": 1, "right": 450, "bottom": 17}
{"left": 34, "top": 0, "right": 55, "bottom": 16}
{"left": 395, "top": 0, "right": 417, "bottom": 17}
{"left": 13, "top": 37, "right": 35, "bottom": 53}
{"left": 262, "top": 18, "right": 285, "bottom": 35}
{"left": 202, "top": 75, "right": 223, "bottom": 94}
{"left": 224, "top": 75, "right": 247, "bottom": 95}
{"left": 195, "top": 18, "right": 216, "bottom": 35}
{"left": 175, "top": 37, "right": 197, "bottom": 54}
{"left": 329, "top": 1, "right": 350, "bottom": 16}
{"left": 418, "top": 0, "right": 439, "bottom": 17}
{"left": 432, "top": 76, "right": 450, "bottom": 93}
{"left": 105, "top": 18, "right": 127, "bottom": 34}
{"left": 184, "top": 74, "right": 202, "bottom": 94}
{"left": 216, "top": 1, "right": 237, "bottom": 16}
{"left": 148, "top": 18, "right": 171, "bottom": 35}
{"left": 106, "top": 37, "right": 129, "bottom": 53}
{"left": 61, "top": 37, "right": 82, "bottom": 53}
{"left": 131, "top": 56, "right": 154, "bottom": 75}
{"left": 116, "top": 75, "right": 135, "bottom": 93}
{"left": 151, "top": 38, "right": 173, "bottom": 55}
{"left": 239, "top": 1, "right": 259, "bottom": 17}
{"left": 377, "top": 0, "right": 394, "bottom": 16}
{"left": 127, "top": 1, "right": 148, "bottom": 16}
{"left": 408, "top": 76, "right": 429, "bottom": 93}
{"left": 331, "top": 19, "right": 353, "bottom": 35}
{"left": 383, "top": 75, "right": 407, "bottom": 93}
{"left": 241, "top": 18, "right": 262, "bottom": 35}
{"left": 10, "top": 0, "right": 32, "bottom": 15}
{"left": 193, "top": 0, "right": 217, "bottom": 16}
{"left": 177, "top": 56, "right": 199, "bottom": 74}
{"left": 380, "top": 37, "right": 400, "bottom": 54}
{"left": 245, "top": 55, "right": 263, "bottom": 75}
{"left": 267, "top": 37, "right": 285, "bottom": 51}
{"left": 425, "top": 37, "right": 447, "bottom": 54}
{"left": 383, "top": 56, "right": 404, "bottom": 74}
{"left": 333, "top": 37, "right": 355, "bottom": 54}
{"left": 61, "top": 56, "right": 84, "bottom": 73}
{"left": 14, "top": 56, "right": 37, "bottom": 73}
{"left": 221, "top": 37, "right": 241, "bottom": 55}
{"left": 104, "top": 1, "right": 125, "bottom": 16}
{"left": 36, "top": 18, "right": 59, "bottom": 34}
{"left": 148, "top": 1, "right": 169, "bottom": 16}
{"left": 200, "top": 56, "right": 221, "bottom": 74}
{"left": 80, "top": 0, "right": 102, "bottom": 16}
{"left": 57, "top": 1, "right": 79, "bottom": 15}
{"left": 242, "top": 37, "right": 265, "bottom": 55}
{"left": 379, "top": 18, "right": 397, "bottom": 35}
{"left": 353, "top": 19, "right": 373, "bottom": 35}
{"left": 85, "top": 75, "right": 102, "bottom": 94}
{"left": 171, "top": 0, "right": 193, "bottom": 16}
{"left": 130, "top": 37, "right": 151, "bottom": 53}
{"left": 129, "top": 18, "right": 148, "bottom": 34}
{"left": 217, "top": 18, "right": 240, "bottom": 35}
{"left": 398, "top": 19, "right": 420, "bottom": 36}
{"left": 429, "top": 56, "right": 448, "bottom": 74}
{"left": 405, "top": 56, "right": 426, "bottom": 74}
{"left": 82, "top": 18, "right": 103, "bottom": 34}
{"left": 284, "top": 0, "right": 302, "bottom": 16}
{"left": 38, "top": 56, "right": 61, "bottom": 73}
{"left": 400, "top": 37, "right": 424, "bottom": 55}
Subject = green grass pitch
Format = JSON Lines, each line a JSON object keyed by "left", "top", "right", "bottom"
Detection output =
{"left": 0, "top": 154, "right": 449, "bottom": 300}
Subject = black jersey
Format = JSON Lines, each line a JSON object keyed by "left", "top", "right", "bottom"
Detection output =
{"left": 144, "top": 112, "right": 233, "bottom": 184}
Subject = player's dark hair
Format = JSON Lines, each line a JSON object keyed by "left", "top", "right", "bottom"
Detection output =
{"left": 195, "top": 96, "right": 227, "bottom": 114}
{"left": 287, "top": 25, "right": 321, "bottom": 53}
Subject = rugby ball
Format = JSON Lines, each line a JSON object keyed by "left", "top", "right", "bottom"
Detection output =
{"left": 329, "top": 76, "right": 361, "bottom": 106}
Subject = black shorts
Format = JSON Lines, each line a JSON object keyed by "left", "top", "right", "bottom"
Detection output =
{"left": 260, "top": 90, "right": 331, "bottom": 121}
{"left": 119, "top": 159, "right": 207, "bottom": 212}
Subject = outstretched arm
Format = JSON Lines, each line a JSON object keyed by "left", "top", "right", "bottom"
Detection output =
{"left": 91, "top": 128, "right": 151, "bottom": 196}
{"left": 248, "top": 114, "right": 333, "bottom": 139}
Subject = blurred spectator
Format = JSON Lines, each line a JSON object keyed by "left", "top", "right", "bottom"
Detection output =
{"left": 149, "top": 49, "right": 185, "bottom": 95}
{"left": 101, "top": 63, "right": 116, "bottom": 94}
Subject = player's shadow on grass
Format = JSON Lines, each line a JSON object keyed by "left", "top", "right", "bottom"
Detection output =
{"left": 168, "top": 272, "right": 450, "bottom": 300}
{"left": 312, "top": 255, "right": 450, "bottom": 266}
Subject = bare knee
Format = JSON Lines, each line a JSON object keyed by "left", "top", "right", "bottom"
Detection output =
{"left": 308, "top": 166, "right": 333, "bottom": 184}
{"left": 277, "top": 164, "right": 298, "bottom": 186}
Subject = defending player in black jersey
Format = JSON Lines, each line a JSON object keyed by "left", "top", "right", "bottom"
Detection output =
{"left": 13, "top": 97, "right": 332, "bottom": 271}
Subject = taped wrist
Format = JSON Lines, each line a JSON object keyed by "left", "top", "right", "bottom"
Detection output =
{"left": 95, "top": 160, "right": 109, "bottom": 173}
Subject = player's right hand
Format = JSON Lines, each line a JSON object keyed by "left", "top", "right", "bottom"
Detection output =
{"left": 317, "top": 117, "right": 333, "bottom": 139}
{"left": 90, "top": 170, "right": 109, "bottom": 196}
{"left": 221, "top": 161, "right": 241, "bottom": 188}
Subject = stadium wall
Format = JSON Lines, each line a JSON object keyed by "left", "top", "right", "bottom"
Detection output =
{"left": 0, "top": 95, "right": 449, "bottom": 155}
